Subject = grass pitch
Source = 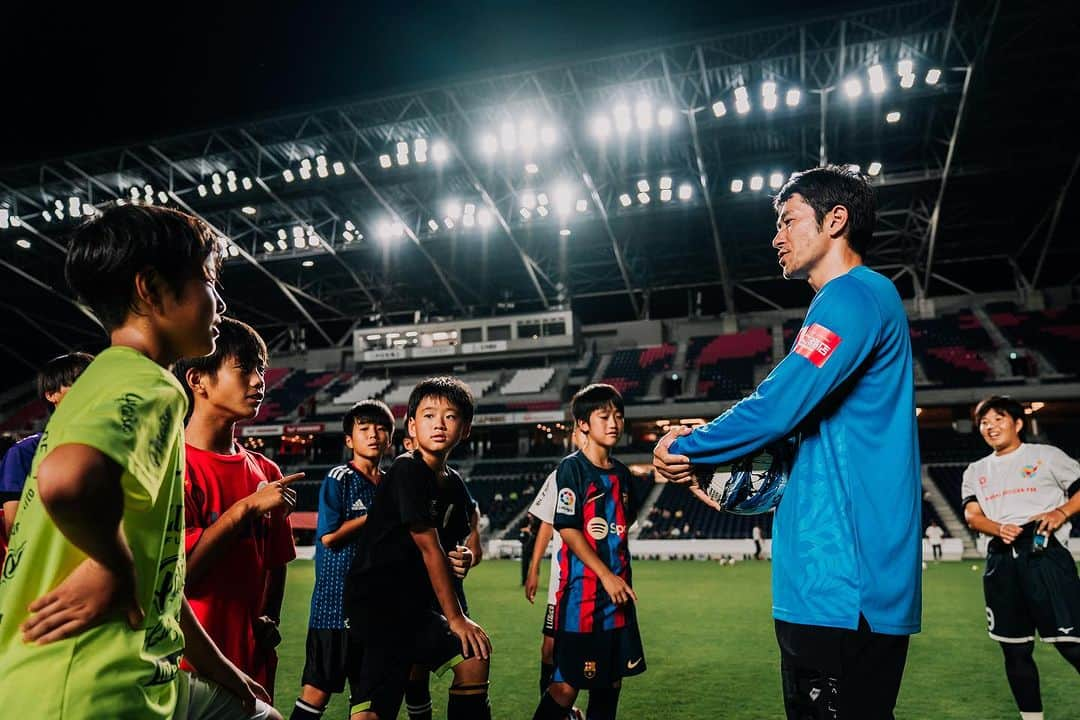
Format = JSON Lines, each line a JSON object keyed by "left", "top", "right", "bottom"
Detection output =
{"left": 274, "top": 559, "right": 1077, "bottom": 719}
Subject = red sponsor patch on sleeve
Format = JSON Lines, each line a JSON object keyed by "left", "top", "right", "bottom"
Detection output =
{"left": 794, "top": 323, "right": 842, "bottom": 367}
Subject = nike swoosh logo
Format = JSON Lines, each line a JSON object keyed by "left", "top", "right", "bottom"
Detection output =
{"left": 627, "top": 657, "right": 643, "bottom": 669}
{"left": 586, "top": 492, "right": 606, "bottom": 505}
{"left": 1059, "top": 627, "right": 1074, "bottom": 634}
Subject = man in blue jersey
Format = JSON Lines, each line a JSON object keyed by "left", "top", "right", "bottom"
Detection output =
{"left": 288, "top": 400, "right": 395, "bottom": 720}
{"left": 654, "top": 165, "right": 921, "bottom": 719}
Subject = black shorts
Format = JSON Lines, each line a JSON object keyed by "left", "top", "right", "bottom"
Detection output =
{"left": 300, "top": 628, "right": 355, "bottom": 693}
{"left": 348, "top": 603, "right": 467, "bottom": 718}
{"left": 551, "top": 625, "right": 646, "bottom": 689}
{"left": 775, "top": 615, "right": 910, "bottom": 720}
{"left": 984, "top": 533, "right": 1080, "bottom": 644}
{"left": 542, "top": 603, "right": 556, "bottom": 637}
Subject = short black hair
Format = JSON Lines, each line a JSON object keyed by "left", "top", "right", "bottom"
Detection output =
{"left": 38, "top": 352, "right": 94, "bottom": 400}
{"left": 172, "top": 317, "right": 267, "bottom": 410}
{"left": 65, "top": 204, "right": 223, "bottom": 330}
{"left": 973, "top": 395, "right": 1026, "bottom": 436}
{"left": 571, "top": 383, "right": 625, "bottom": 424}
{"left": 406, "top": 376, "right": 475, "bottom": 424}
{"left": 343, "top": 399, "right": 396, "bottom": 436}
{"left": 773, "top": 165, "right": 876, "bottom": 256}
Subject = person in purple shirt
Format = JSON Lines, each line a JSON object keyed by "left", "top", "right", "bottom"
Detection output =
{"left": 0, "top": 352, "right": 93, "bottom": 538}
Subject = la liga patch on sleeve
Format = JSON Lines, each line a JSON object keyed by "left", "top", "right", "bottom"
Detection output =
{"left": 794, "top": 323, "right": 842, "bottom": 367}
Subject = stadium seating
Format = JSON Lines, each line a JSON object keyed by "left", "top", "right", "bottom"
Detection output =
{"left": 468, "top": 460, "right": 555, "bottom": 534}
{"left": 909, "top": 313, "right": 995, "bottom": 386}
{"left": 600, "top": 345, "right": 676, "bottom": 400}
{"left": 0, "top": 398, "right": 48, "bottom": 433}
{"left": 927, "top": 465, "right": 967, "bottom": 519}
{"left": 254, "top": 370, "right": 339, "bottom": 422}
{"left": 638, "top": 482, "right": 774, "bottom": 539}
{"left": 333, "top": 377, "right": 392, "bottom": 405}
{"left": 989, "top": 303, "right": 1080, "bottom": 376}
{"left": 500, "top": 367, "right": 556, "bottom": 395}
{"left": 687, "top": 328, "right": 771, "bottom": 400}
{"left": 919, "top": 428, "right": 993, "bottom": 464}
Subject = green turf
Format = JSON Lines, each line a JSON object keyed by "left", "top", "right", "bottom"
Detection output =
{"left": 274, "top": 559, "right": 1078, "bottom": 719}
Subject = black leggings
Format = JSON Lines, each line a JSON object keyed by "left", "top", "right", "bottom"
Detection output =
{"left": 1000, "top": 641, "right": 1080, "bottom": 712}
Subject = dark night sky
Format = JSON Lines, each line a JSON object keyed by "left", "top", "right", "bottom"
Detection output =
{"left": 3, "top": 0, "right": 860, "bottom": 167}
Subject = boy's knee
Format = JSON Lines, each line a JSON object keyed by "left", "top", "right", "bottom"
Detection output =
{"left": 547, "top": 680, "right": 577, "bottom": 706}
{"left": 452, "top": 656, "right": 489, "bottom": 684}
{"left": 541, "top": 635, "right": 555, "bottom": 663}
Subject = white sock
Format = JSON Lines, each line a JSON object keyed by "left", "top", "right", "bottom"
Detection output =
{"left": 1019, "top": 712, "right": 1044, "bottom": 720}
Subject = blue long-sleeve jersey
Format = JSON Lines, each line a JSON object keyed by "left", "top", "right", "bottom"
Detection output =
{"left": 671, "top": 266, "right": 921, "bottom": 635}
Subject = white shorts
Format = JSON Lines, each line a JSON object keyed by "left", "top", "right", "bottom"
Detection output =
{"left": 173, "top": 671, "right": 277, "bottom": 720}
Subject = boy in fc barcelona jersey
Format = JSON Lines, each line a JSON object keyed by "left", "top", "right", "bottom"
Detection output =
{"left": 533, "top": 383, "right": 645, "bottom": 720}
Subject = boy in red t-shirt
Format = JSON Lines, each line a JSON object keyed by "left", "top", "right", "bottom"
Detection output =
{"left": 174, "top": 317, "right": 301, "bottom": 700}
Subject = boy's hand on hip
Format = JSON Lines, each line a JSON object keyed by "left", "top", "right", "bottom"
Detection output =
{"left": 22, "top": 556, "right": 143, "bottom": 644}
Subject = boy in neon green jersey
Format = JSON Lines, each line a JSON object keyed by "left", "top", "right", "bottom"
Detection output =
{"left": 0, "top": 205, "right": 281, "bottom": 720}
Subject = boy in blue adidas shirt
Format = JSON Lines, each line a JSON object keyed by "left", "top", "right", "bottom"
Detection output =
{"left": 654, "top": 165, "right": 921, "bottom": 719}
{"left": 289, "top": 400, "right": 395, "bottom": 720}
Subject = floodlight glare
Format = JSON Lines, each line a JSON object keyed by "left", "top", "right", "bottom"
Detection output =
{"left": 68, "top": 197, "right": 80, "bottom": 215}
{"left": 730, "top": 178, "right": 744, "bottom": 193}
{"left": 477, "top": 209, "right": 493, "bottom": 227}
{"left": 525, "top": 163, "right": 539, "bottom": 174}
{"left": 500, "top": 121, "right": 517, "bottom": 151}
{"left": 897, "top": 59, "right": 913, "bottom": 77}
{"left": 343, "top": 231, "right": 354, "bottom": 242}
{"left": 464, "top": 203, "right": 476, "bottom": 216}
{"left": 521, "top": 191, "right": 537, "bottom": 209}
{"left": 263, "top": 241, "right": 275, "bottom": 252}
{"left": 925, "top": 68, "right": 941, "bottom": 85}
{"left": 591, "top": 115, "right": 612, "bottom": 140}
{"left": 552, "top": 183, "right": 573, "bottom": 215}
{"left": 277, "top": 239, "right": 288, "bottom": 250}
{"left": 559, "top": 228, "right": 571, "bottom": 237}
{"left": 575, "top": 198, "right": 588, "bottom": 213}
{"left": 536, "top": 205, "right": 549, "bottom": 217}
{"left": 242, "top": 176, "right": 254, "bottom": 189}
{"left": 228, "top": 245, "right": 240, "bottom": 257}
{"left": 660, "top": 189, "right": 672, "bottom": 202}
{"left": 734, "top": 86, "right": 750, "bottom": 114}
{"left": 749, "top": 175, "right": 764, "bottom": 191}
{"left": 540, "top": 125, "right": 557, "bottom": 146}
{"left": 428, "top": 219, "right": 439, "bottom": 232}
{"left": 868, "top": 64, "right": 887, "bottom": 94}
{"left": 763, "top": 94, "right": 778, "bottom": 111}
{"left": 659, "top": 176, "right": 672, "bottom": 190}
{"left": 299, "top": 167, "right": 312, "bottom": 180}
{"left": 769, "top": 172, "right": 784, "bottom": 189}
{"left": 785, "top": 88, "right": 801, "bottom": 107}
{"left": 886, "top": 111, "right": 901, "bottom": 123}
{"left": 158, "top": 191, "right": 169, "bottom": 203}
{"left": 345, "top": 220, "right": 356, "bottom": 231}
{"left": 479, "top": 133, "right": 498, "bottom": 156}
{"left": 379, "top": 154, "right": 392, "bottom": 168}
{"left": 868, "top": 162, "right": 882, "bottom": 176}
{"left": 635, "top": 98, "right": 653, "bottom": 130}
{"left": 658, "top": 106, "right": 674, "bottom": 127}
{"left": 277, "top": 228, "right": 287, "bottom": 240}
{"left": 712, "top": 100, "right": 727, "bottom": 117}
{"left": 900, "top": 73, "right": 915, "bottom": 89}
{"left": 16, "top": 239, "right": 30, "bottom": 250}
{"left": 390, "top": 221, "right": 404, "bottom": 237}
{"left": 395, "top": 153, "right": 409, "bottom": 166}
{"left": 520, "top": 207, "right": 531, "bottom": 220}
{"left": 294, "top": 235, "right": 307, "bottom": 249}
{"left": 444, "top": 217, "right": 455, "bottom": 229}
{"left": 537, "top": 192, "right": 549, "bottom": 206}
{"left": 300, "top": 160, "right": 311, "bottom": 171}
{"left": 678, "top": 183, "right": 693, "bottom": 201}
{"left": 517, "top": 119, "right": 537, "bottom": 152}
{"left": 843, "top": 78, "right": 863, "bottom": 98}
{"left": 241, "top": 206, "right": 257, "bottom": 215}
{"left": 414, "top": 138, "right": 428, "bottom": 154}
{"left": 431, "top": 141, "right": 449, "bottom": 164}
{"left": 637, "top": 192, "right": 650, "bottom": 204}
{"left": 462, "top": 214, "right": 475, "bottom": 228}
{"left": 198, "top": 184, "right": 208, "bottom": 197}
{"left": 316, "top": 165, "right": 329, "bottom": 178}
{"left": 619, "top": 193, "right": 632, "bottom": 207}
{"left": 445, "top": 200, "right": 463, "bottom": 219}
{"left": 847, "top": 164, "right": 861, "bottom": 173}
{"left": 761, "top": 81, "right": 777, "bottom": 98}
{"left": 637, "top": 179, "right": 650, "bottom": 193}
{"left": 613, "top": 103, "right": 632, "bottom": 134}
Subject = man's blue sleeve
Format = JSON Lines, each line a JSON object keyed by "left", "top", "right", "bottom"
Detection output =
{"left": 0, "top": 437, "right": 37, "bottom": 502}
{"left": 315, "top": 470, "right": 344, "bottom": 541}
{"left": 670, "top": 276, "right": 882, "bottom": 464}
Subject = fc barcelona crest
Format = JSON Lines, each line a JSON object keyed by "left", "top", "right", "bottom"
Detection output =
{"left": 583, "top": 660, "right": 597, "bottom": 679}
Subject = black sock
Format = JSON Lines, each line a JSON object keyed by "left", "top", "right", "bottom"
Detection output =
{"left": 405, "top": 675, "right": 433, "bottom": 720}
{"left": 540, "top": 662, "right": 555, "bottom": 698}
{"left": 586, "top": 686, "right": 621, "bottom": 720}
{"left": 1001, "top": 642, "right": 1042, "bottom": 712}
{"left": 449, "top": 683, "right": 491, "bottom": 720}
{"left": 1055, "top": 641, "right": 1080, "bottom": 673}
{"left": 533, "top": 691, "right": 572, "bottom": 720}
{"left": 289, "top": 698, "right": 325, "bottom": 720}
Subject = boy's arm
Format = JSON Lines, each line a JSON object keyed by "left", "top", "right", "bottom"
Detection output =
{"left": 411, "top": 525, "right": 491, "bottom": 660}
{"left": 525, "top": 519, "right": 553, "bottom": 603}
{"left": 320, "top": 515, "right": 368, "bottom": 548}
{"left": 558, "top": 527, "right": 637, "bottom": 605}
{"left": 185, "top": 471, "right": 301, "bottom": 586}
{"left": 466, "top": 504, "right": 483, "bottom": 565}
{"left": 180, "top": 596, "right": 270, "bottom": 715}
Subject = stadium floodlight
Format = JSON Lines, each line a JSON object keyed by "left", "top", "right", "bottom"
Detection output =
{"left": 197, "top": 184, "right": 208, "bottom": 197}
{"left": 552, "top": 183, "right": 573, "bottom": 215}
{"left": 373, "top": 221, "right": 389, "bottom": 242}
{"left": 345, "top": 220, "right": 356, "bottom": 231}
{"left": 282, "top": 167, "right": 295, "bottom": 182}
{"left": 637, "top": 192, "right": 650, "bottom": 204}
{"left": 678, "top": 183, "right": 693, "bottom": 201}
{"left": 431, "top": 140, "right": 449, "bottom": 164}
{"left": 575, "top": 198, "right": 588, "bottom": 213}
{"left": 42, "top": 210, "right": 52, "bottom": 222}
{"left": 734, "top": 87, "right": 750, "bottom": 114}
{"left": 500, "top": 121, "right": 517, "bottom": 151}
{"left": 212, "top": 184, "right": 222, "bottom": 195}
{"left": 868, "top": 162, "right": 882, "bottom": 176}
{"left": 540, "top": 125, "right": 557, "bottom": 147}
{"left": 444, "top": 217, "right": 455, "bottom": 229}
{"left": 9, "top": 215, "right": 22, "bottom": 227}
{"left": 396, "top": 142, "right": 408, "bottom": 157}
{"left": 343, "top": 230, "right": 355, "bottom": 242}
{"left": 886, "top": 111, "right": 901, "bottom": 123}
{"left": 749, "top": 175, "right": 764, "bottom": 191}
{"left": 843, "top": 78, "right": 863, "bottom": 98}
{"left": 619, "top": 193, "right": 632, "bottom": 207}
{"left": 477, "top": 208, "right": 493, "bottom": 227}
{"left": 228, "top": 245, "right": 240, "bottom": 257}
{"left": 712, "top": 100, "right": 727, "bottom": 118}
{"left": 68, "top": 197, "right": 81, "bottom": 215}
{"left": 82, "top": 204, "right": 95, "bottom": 217}
{"left": 212, "top": 173, "right": 222, "bottom": 184}
{"left": 294, "top": 235, "right": 307, "bottom": 249}
{"left": 658, "top": 106, "right": 674, "bottom": 127}
{"left": 241, "top": 206, "right": 257, "bottom": 215}
{"left": 292, "top": 226, "right": 304, "bottom": 238}
{"left": 590, "top": 114, "right": 612, "bottom": 140}
{"left": 302, "top": 260, "right": 314, "bottom": 268}
{"left": 390, "top": 221, "right": 404, "bottom": 238}
{"left": 307, "top": 233, "right": 321, "bottom": 246}
{"left": 925, "top": 68, "right": 942, "bottom": 85}
{"left": 16, "top": 239, "right": 31, "bottom": 249}
{"left": 520, "top": 191, "right": 537, "bottom": 209}
{"left": 847, "top": 164, "right": 861, "bottom": 173}
{"left": 427, "top": 219, "right": 439, "bottom": 232}
{"left": 537, "top": 192, "right": 549, "bottom": 206}
{"left": 414, "top": 138, "right": 428, "bottom": 155}
{"left": 299, "top": 166, "right": 312, "bottom": 180}
{"left": 464, "top": 202, "right": 476, "bottom": 216}
{"left": 785, "top": 88, "right": 801, "bottom": 107}
{"left": 242, "top": 176, "right": 254, "bottom": 189}
{"left": 660, "top": 189, "right": 672, "bottom": 202}
{"left": 395, "top": 152, "right": 409, "bottom": 167}
{"left": 897, "top": 59, "right": 913, "bottom": 77}
{"left": 462, "top": 214, "right": 475, "bottom": 228}
{"left": 277, "top": 238, "right": 288, "bottom": 250}
{"left": 519, "top": 119, "right": 538, "bottom": 152}
{"left": 635, "top": 98, "right": 653, "bottom": 130}
{"left": 536, "top": 205, "right": 548, "bottom": 217}
{"left": 414, "top": 149, "right": 428, "bottom": 164}
{"left": 227, "top": 178, "right": 239, "bottom": 192}
{"left": 613, "top": 103, "right": 632, "bottom": 134}
{"left": 445, "top": 200, "right": 463, "bottom": 219}
{"left": 868, "top": 64, "right": 887, "bottom": 94}
{"left": 900, "top": 73, "right": 915, "bottom": 89}
{"left": 763, "top": 93, "right": 778, "bottom": 111}
{"left": 525, "top": 162, "right": 539, "bottom": 174}
{"left": 263, "top": 241, "right": 274, "bottom": 253}
{"left": 520, "top": 207, "right": 531, "bottom": 220}
{"left": 278, "top": 228, "right": 288, "bottom": 240}
{"left": 479, "top": 133, "right": 498, "bottom": 156}
{"left": 761, "top": 81, "right": 777, "bottom": 98}
{"left": 158, "top": 191, "right": 169, "bottom": 203}
{"left": 559, "top": 228, "right": 571, "bottom": 237}
{"left": 0, "top": 208, "right": 10, "bottom": 229}
{"left": 769, "top": 172, "right": 784, "bottom": 189}
{"left": 659, "top": 176, "right": 672, "bottom": 191}
{"left": 637, "top": 179, "right": 650, "bottom": 193}
{"left": 130, "top": 186, "right": 140, "bottom": 199}
{"left": 300, "top": 160, "right": 311, "bottom": 171}
{"left": 55, "top": 199, "right": 64, "bottom": 210}
{"left": 331, "top": 162, "right": 345, "bottom": 176}
{"left": 316, "top": 165, "right": 329, "bottom": 178}
{"left": 378, "top": 154, "right": 392, "bottom": 169}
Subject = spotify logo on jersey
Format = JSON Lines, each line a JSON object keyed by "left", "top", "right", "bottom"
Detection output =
{"left": 587, "top": 517, "right": 610, "bottom": 540}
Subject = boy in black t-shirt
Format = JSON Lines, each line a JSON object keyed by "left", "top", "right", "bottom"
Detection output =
{"left": 345, "top": 377, "right": 492, "bottom": 720}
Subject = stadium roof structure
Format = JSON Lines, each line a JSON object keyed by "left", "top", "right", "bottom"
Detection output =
{"left": 0, "top": 0, "right": 1077, "bottom": 381}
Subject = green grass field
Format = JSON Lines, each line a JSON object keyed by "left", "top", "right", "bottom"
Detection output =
{"left": 274, "top": 559, "right": 1077, "bottom": 719}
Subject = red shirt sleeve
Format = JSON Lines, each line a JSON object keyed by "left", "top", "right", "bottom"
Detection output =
{"left": 256, "top": 456, "right": 296, "bottom": 567}
{"left": 183, "top": 459, "right": 210, "bottom": 556}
